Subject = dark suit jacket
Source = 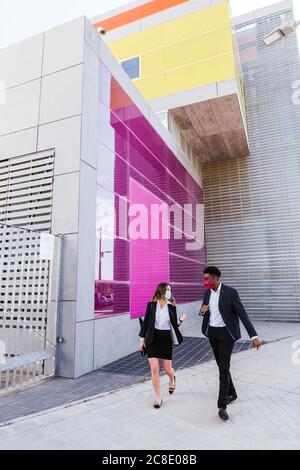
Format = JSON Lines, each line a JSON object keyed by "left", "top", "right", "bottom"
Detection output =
{"left": 139, "top": 301, "right": 183, "bottom": 346}
{"left": 201, "top": 284, "right": 257, "bottom": 341}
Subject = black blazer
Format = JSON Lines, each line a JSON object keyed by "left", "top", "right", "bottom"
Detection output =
{"left": 139, "top": 301, "right": 183, "bottom": 346}
{"left": 201, "top": 284, "right": 257, "bottom": 341}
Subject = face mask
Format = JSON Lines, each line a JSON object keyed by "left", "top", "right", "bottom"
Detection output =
{"left": 204, "top": 279, "right": 212, "bottom": 290}
{"left": 165, "top": 290, "right": 172, "bottom": 300}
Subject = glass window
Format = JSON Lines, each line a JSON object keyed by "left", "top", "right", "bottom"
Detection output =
{"left": 95, "top": 62, "right": 205, "bottom": 318}
{"left": 121, "top": 56, "right": 140, "bottom": 79}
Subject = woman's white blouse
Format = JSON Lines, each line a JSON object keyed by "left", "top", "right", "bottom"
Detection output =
{"left": 155, "top": 301, "right": 171, "bottom": 330}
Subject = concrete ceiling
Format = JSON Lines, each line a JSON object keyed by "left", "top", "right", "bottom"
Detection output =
{"left": 170, "top": 94, "right": 249, "bottom": 163}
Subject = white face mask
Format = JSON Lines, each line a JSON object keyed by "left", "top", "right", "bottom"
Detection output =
{"left": 165, "top": 290, "right": 172, "bottom": 300}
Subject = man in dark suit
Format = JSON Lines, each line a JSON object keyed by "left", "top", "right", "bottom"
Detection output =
{"left": 200, "top": 266, "right": 262, "bottom": 421}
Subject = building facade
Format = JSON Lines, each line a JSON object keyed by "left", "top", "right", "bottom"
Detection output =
{"left": 95, "top": 69, "right": 205, "bottom": 320}
{"left": 93, "top": 0, "right": 300, "bottom": 322}
{"left": 1, "top": 0, "right": 300, "bottom": 381}
{"left": 0, "top": 15, "right": 205, "bottom": 378}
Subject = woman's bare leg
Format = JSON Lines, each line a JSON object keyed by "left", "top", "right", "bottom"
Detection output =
{"left": 148, "top": 358, "right": 161, "bottom": 402}
{"left": 162, "top": 359, "right": 175, "bottom": 388}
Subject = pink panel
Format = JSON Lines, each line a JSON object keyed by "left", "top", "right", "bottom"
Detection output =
{"left": 129, "top": 177, "right": 170, "bottom": 319}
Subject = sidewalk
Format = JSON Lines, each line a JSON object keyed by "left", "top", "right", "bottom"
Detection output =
{"left": 0, "top": 322, "right": 299, "bottom": 450}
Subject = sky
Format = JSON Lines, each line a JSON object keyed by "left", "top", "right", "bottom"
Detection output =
{"left": 0, "top": 0, "right": 299, "bottom": 49}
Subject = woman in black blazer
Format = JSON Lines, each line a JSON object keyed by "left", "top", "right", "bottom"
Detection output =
{"left": 138, "top": 283, "right": 187, "bottom": 408}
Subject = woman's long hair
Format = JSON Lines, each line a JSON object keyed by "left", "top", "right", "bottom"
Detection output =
{"left": 152, "top": 282, "right": 176, "bottom": 306}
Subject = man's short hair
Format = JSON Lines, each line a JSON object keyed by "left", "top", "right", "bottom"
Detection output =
{"left": 203, "top": 266, "right": 221, "bottom": 277}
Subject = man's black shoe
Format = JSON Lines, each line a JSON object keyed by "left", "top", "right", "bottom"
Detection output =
{"left": 227, "top": 393, "right": 238, "bottom": 405}
{"left": 218, "top": 408, "right": 229, "bottom": 421}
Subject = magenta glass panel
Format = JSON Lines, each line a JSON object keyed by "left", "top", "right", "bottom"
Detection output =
{"left": 95, "top": 61, "right": 206, "bottom": 318}
{"left": 129, "top": 177, "right": 170, "bottom": 319}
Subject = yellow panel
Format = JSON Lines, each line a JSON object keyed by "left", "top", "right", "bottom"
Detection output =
{"left": 108, "top": 1, "right": 237, "bottom": 101}
{"left": 163, "top": 2, "right": 231, "bottom": 42}
{"left": 136, "top": 74, "right": 167, "bottom": 99}
{"left": 137, "top": 54, "right": 235, "bottom": 100}
{"left": 163, "top": 54, "right": 235, "bottom": 96}
{"left": 141, "top": 26, "right": 233, "bottom": 76}
{"left": 109, "top": 1, "right": 230, "bottom": 58}
{"left": 109, "top": 24, "right": 165, "bottom": 58}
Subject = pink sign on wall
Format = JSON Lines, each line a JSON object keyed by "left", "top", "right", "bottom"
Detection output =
{"left": 129, "top": 177, "right": 170, "bottom": 319}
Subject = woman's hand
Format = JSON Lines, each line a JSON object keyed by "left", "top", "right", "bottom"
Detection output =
{"left": 179, "top": 314, "right": 187, "bottom": 322}
{"left": 138, "top": 339, "right": 145, "bottom": 351}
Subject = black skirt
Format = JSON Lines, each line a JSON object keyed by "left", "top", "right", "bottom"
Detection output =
{"left": 147, "top": 328, "right": 173, "bottom": 360}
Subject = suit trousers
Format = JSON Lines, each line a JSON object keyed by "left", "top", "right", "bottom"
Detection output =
{"left": 208, "top": 326, "right": 236, "bottom": 409}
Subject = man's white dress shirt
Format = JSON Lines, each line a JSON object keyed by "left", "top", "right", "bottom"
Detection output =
{"left": 209, "top": 282, "right": 225, "bottom": 327}
{"left": 208, "top": 282, "right": 258, "bottom": 340}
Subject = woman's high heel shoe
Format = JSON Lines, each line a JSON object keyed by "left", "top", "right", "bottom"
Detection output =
{"left": 169, "top": 375, "right": 176, "bottom": 395}
{"left": 153, "top": 399, "right": 162, "bottom": 409}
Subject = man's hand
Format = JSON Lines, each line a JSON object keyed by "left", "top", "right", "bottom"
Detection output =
{"left": 252, "top": 337, "right": 262, "bottom": 350}
{"left": 200, "top": 304, "right": 210, "bottom": 315}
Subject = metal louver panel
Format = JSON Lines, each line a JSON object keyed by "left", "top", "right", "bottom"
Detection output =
{"left": 0, "top": 150, "right": 54, "bottom": 233}
{"left": 201, "top": 7, "right": 300, "bottom": 321}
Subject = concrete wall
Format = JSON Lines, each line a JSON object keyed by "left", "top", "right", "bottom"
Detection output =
{"left": 0, "top": 16, "right": 91, "bottom": 378}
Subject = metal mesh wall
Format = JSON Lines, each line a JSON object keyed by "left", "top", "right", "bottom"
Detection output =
{"left": 0, "top": 224, "right": 50, "bottom": 357}
{"left": 202, "top": 6, "right": 300, "bottom": 321}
